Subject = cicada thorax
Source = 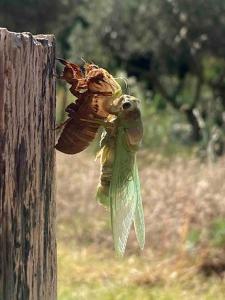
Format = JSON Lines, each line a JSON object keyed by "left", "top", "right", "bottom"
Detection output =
{"left": 85, "top": 66, "right": 122, "bottom": 98}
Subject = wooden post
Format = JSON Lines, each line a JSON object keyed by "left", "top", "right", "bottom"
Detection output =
{"left": 0, "top": 28, "right": 56, "bottom": 300}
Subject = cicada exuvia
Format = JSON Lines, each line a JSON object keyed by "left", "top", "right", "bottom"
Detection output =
{"left": 55, "top": 59, "right": 122, "bottom": 154}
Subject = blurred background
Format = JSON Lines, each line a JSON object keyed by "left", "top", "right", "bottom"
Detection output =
{"left": 1, "top": 0, "right": 225, "bottom": 299}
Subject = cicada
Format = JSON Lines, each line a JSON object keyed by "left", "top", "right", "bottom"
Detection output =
{"left": 96, "top": 95, "right": 145, "bottom": 256}
{"left": 55, "top": 59, "right": 122, "bottom": 154}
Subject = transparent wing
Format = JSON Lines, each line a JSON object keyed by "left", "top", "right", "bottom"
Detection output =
{"left": 109, "top": 129, "right": 139, "bottom": 256}
{"left": 133, "top": 160, "right": 145, "bottom": 250}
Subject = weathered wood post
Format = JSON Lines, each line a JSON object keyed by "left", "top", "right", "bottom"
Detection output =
{"left": 0, "top": 28, "right": 56, "bottom": 300}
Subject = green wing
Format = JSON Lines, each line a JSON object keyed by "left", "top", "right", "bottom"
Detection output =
{"left": 109, "top": 128, "right": 144, "bottom": 256}
{"left": 133, "top": 160, "right": 145, "bottom": 250}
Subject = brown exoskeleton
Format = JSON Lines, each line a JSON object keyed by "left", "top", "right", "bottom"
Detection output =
{"left": 55, "top": 59, "right": 122, "bottom": 154}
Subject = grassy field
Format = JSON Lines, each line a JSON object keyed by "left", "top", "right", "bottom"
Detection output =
{"left": 56, "top": 151, "right": 225, "bottom": 300}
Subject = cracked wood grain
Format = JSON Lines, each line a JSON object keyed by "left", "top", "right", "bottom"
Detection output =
{"left": 0, "top": 28, "right": 56, "bottom": 300}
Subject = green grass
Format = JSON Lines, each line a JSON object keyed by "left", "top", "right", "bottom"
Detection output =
{"left": 58, "top": 242, "right": 225, "bottom": 300}
{"left": 59, "top": 285, "right": 190, "bottom": 300}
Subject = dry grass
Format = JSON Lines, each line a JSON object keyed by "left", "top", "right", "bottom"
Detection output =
{"left": 56, "top": 150, "right": 225, "bottom": 252}
{"left": 56, "top": 150, "right": 225, "bottom": 299}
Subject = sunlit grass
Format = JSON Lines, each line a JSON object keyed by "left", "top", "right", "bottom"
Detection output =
{"left": 56, "top": 147, "right": 225, "bottom": 300}
{"left": 58, "top": 242, "right": 225, "bottom": 300}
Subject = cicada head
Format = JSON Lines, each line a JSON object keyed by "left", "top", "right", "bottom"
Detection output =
{"left": 109, "top": 95, "right": 141, "bottom": 116}
{"left": 115, "top": 95, "right": 143, "bottom": 146}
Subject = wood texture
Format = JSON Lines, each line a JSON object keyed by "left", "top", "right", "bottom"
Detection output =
{"left": 0, "top": 28, "right": 56, "bottom": 300}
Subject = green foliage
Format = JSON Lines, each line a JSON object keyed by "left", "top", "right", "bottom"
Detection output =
{"left": 66, "top": 0, "right": 225, "bottom": 157}
{"left": 58, "top": 242, "right": 225, "bottom": 300}
{"left": 141, "top": 104, "right": 194, "bottom": 157}
{"left": 184, "top": 219, "right": 225, "bottom": 251}
{"left": 210, "top": 218, "right": 225, "bottom": 247}
{"left": 2, "top": 0, "right": 225, "bottom": 157}
{"left": 186, "top": 228, "right": 201, "bottom": 248}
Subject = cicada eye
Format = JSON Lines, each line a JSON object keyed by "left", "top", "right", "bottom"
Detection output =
{"left": 122, "top": 101, "right": 132, "bottom": 110}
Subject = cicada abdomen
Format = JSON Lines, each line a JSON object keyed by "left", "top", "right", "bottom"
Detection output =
{"left": 96, "top": 95, "right": 145, "bottom": 256}
{"left": 55, "top": 59, "right": 122, "bottom": 154}
{"left": 55, "top": 93, "right": 109, "bottom": 154}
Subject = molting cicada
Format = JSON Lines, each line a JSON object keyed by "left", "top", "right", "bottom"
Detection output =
{"left": 96, "top": 95, "right": 145, "bottom": 256}
{"left": 55, "top": 60, "right": 145, "bottom": 255}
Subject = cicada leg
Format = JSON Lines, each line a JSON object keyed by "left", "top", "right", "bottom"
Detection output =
{"left": 52, "top": 72, "right": 60, "bottom": 79}
{"left": 96, "top": 165, "right": 112, "bottom": 208}
{"left": 54, "top": 118, "right": 71, "bottom": 130}
{"left": 96, "top": 136, "right": 115, "bottom": 208}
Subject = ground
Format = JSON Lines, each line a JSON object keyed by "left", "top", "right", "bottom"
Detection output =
{"left": 56, "top": 151, "right": 225, "bottom": 300}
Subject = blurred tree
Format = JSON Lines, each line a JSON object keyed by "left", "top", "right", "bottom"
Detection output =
{"left": 68, "top": 0, "right": 225, "bottom": 154}
{"left": 1, "top": 0, "right": 225, "bottom": 156}
{"left": 0, "top": 0, "right": 87, "bottom": 57}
